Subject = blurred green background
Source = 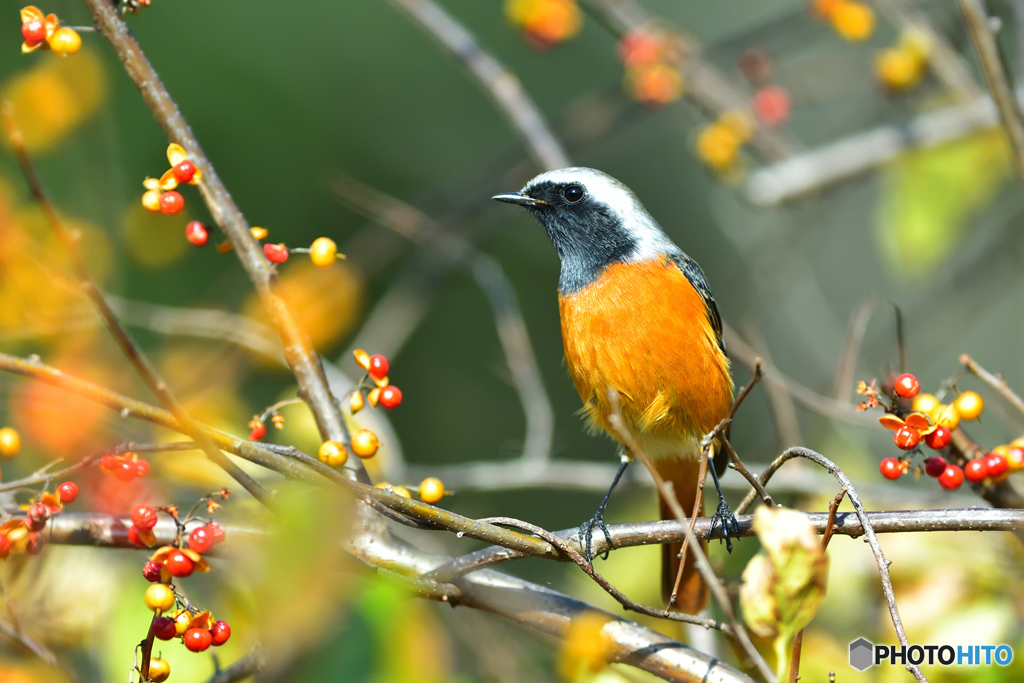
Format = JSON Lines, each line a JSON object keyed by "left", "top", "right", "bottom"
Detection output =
{"left": 1, "top": 0, "right": 1023, "bottom": 681}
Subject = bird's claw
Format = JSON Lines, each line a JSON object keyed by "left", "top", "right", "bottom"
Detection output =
{"left": 708, "top": 497, "right": 740, "bottom": 553}
{"left": 579, "top": 510, "right": 613, "bottom": 564}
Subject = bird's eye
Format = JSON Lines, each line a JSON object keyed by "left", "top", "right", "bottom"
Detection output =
{"left": 562, "top": 184, "right": 584, "bottom": 203}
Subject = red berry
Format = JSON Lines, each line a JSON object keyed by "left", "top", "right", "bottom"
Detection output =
{"left": 264, "top": 243, "right": 289, "bottom": 263}
{"left": 26, "top": 503, "right": 50, "bottom": 531}
{"left": 159, "top": 191, "right": 185, "bottom": 215}
{"left": 985, "top": 453, "right": 1008, "bottom": 478}
{"left": 939, "top": 464, "right": 964, "bottom": 490}
{"left": 753, "top": 85, "right": 791, "bottom": 126}
{"left": 924, "top": 426, "right": 951, "bottom": 450}
{"left": 879, "top": 457, "right": 903, "bottom": 480}
{"left": 128, "top": 525, "right": 147, "bottom": 547}
{"left": 893, "top": 425, "right": 920, "bottom": 450}
{"left": 21, "top": 19, "right": 46, "bottom": 45}
{"left": 249, "top": 420, "right": 266, "bottom": 441}
{"left": 164, "top": 551, "right": 194, "bottom": 578}
{"left": 0, "top": 535, "right": 11, "bottom": 556}
{"left": 57, "top": 481, "right": 79, "bottom": 504}
{"left": 894, "top": 373, "right": 921, "bottom": 399}
{"left": 379, "top": 385, "right": 402, "bottom": 410}
{"left": 142, "top": 560, "right": 163, "bottom": 582}
{"left": 207, "top": 522, "right": 226, "bottom": 545}
{"left": 964, "top": 458, "right": 987, "bottom": 483}
{"left": 210, "top": 620, "right": 231, "bottom": 646}
{"left": 131, "top": 505, "right": 158, "bottom": 531}
{"left": 151, "top": 616, "right": 177, "bottom": 641}
{"left": 26, "top": 533, "right": 42, "bottom": 556}
{"left": 100, "top": 454, "right": 118, "bottom": 472}
{"left": 115, "top": 459, "right": 138, "bottom": 482}
{"left": 188, "top": 526, "right": 214, "bottom": 554}
{"left": 185, "top": 221, "right": 209, "bottom": 246}
{"left": 924, "top": 456, "right": 947, "bottom": 478}
{"left": 183, "top": 627, "right": 213, "bottom": 652}
{"left": 135, "top": 459, "right": 150, "bottom": 478}
{"left": 367, "top": 354, "right": 389, "bottom": 380}
{"left": 172, "top": 160, "right": 196, "bottom": 183}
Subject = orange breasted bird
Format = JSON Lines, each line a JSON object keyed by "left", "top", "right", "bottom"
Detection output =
{"left": 494, "top": 168, "right": 736, "bottom": 614}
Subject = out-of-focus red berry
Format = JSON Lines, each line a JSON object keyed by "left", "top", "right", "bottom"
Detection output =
{"left": 985, "top": 453, "right": 1008, "bottom": 479}
{"left": 165, "top": 551, "right": 194, "bottom": 578}
{"left": 0, "top": 535, "right": 11, "bottom": 556}
{"left": 132, "top": 505, "right": 158, "bottom": 531}
{"left": 57, "top": 481, "right": 79, "bottom": 504}
{"left": 188, "top": 526, "right": 214, "bottom": 554}
{"left": 207, "top": 521, "right": 226, "bottom": 545}
{"left": 924, "top": 426, "right": 951, "bottom": 450}
{"left": 924, "top": 457, "right": 947, "bottom": 478}
{"left": 160, "top": 191, "right": 185, "bottom": 215}
{"left": 211, "top": 620, "right": 231, "bottom": 646}
{"left": 135, "top": 460, "right": 150, "bottom": 478}
{"left": 752, "top": 85, "right": 791, "bottom": 126}
{"left": 379, "top": 386, "right": 402, "bottom": 410}
{"left": 186, "top": 221, "right": 209, "bottom": 246}
{"left": 264, "top": 243, "right": 289, "bottom": 263}
{"left": 21, "top": 19, "right": 46, "bottom": 45}
{"left": 249, "top": 419, "right": 266, "bottom": 441}
{"left": 26, "top": 503, "right": 50, "bottom": 531}
{"left": 893, "top": 373, "right": 921, "bottom": 398}
{"left": 26, "top": 532, "right": 42, "bottom": 556}
{"left": 152, "top": 615, "right": 177, "bottom": 640}
{"left": 184, "top": 627, "right": 213, "bottom": 652}
{"left": 939, "top": 464, "right": 964, "bottom": 490}
{"left": 893, "top": 425, "right": 920, "bottom": 450}
{"left": 128, "top": 525, "right": 147, "bottom": 547}
{"left": 172, "top": 160, "right": 197, "bottom": 183}
{"left": 142, "top": 560, "right": 163, "bottom": 582}
{"left": 115, "top": 460, "right": 138, "bottom": 482}
{"left": 964, "top": 458, "right": 987, "bottom": 483}
{"left": 100, "top": 454, "right": 118, "bottom": 471}
{"left": 367, "top": 354, "right": 389, "bottom": 380}
{"left": 879, "top": 457, "right": 903, "bottom": 479}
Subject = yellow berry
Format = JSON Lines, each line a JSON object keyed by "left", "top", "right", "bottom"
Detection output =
{"left": 392, "top": 486, "right": 411, "bottom": 499}
{"left": 47, "top": 27, "right": 81, "bottom": 57}
{"left": 419, "top": 477, "right": 445, "bottom": 504}
{"left": 148, "top": 658, "right": 171, "bottom": 682}
{"left": 875, "top": 48, "right": 920, "bottom": 90}
{"left": 142, "top": 190, "right": 163, "bottom": 213}
{"left": 911, "top": 393, "right": 940, "bottom": 415}
{"left": 1011, "top": 436, "right": 1024, "bottom": 450}
{"left": 934, "top": 404, "right": 960, "bottom": 431}
{"left": 351, "top": 429, "right": 380, "bottom": 458}
{"left": 0, "top": 428, "right": 20, "bottom": 459}
{"left": 145, "top": 584, "right": 175, "bottom": 613}
{"left": 349, "top": 391, "right": 365, "bottom": 414}
{"left": 353, "top": 349, "right": 370, "bottom": 370}
{"left": 318, "top": 440, "right": 348, "bottom": 468}
{"left": 250, "top": 226, "right": 268, "bottom": 240}
{"left": 310, "top": 237, "right": 338, "bottom": 267}
{"left": 170, "top": 609, "right": 191, "bottom": 636}
{"left": 696, "top": 123, "right": 741, "bottom": 171}
{"left": 832, "top": 1, "right": 875, "bottom": 41}
{"left": 953, "top": 391, "right": 984, "bottom": 421}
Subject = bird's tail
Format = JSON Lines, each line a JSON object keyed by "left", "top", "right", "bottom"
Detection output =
{"left": 655, "top": 457, "right": 709, "bottom": 615}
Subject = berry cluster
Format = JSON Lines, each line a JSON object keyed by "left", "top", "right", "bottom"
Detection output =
{"left": 375, "top": 476, "right": 448, "bottom": 505}
{"left": 812, "top": 0, "right": 876, "bottom": 42}
{"left": 0, "top": 481, "right": 78, "bottom": 559}
{"left": 505, "top": 0, "right": 582, "bottom": 48}
{"left": 617, "top": 29, "right": 683, "bottom": 107}
{"left": 20, "top": 6, "right": 80, "bottom": 57}
{"left": 875, "top": 28, "right": 931, "bottom": 92}
{"left": 142, "top": 144, "right": 201, "bottom": 217}
{"left": 138, "top": 491, "right": 232, "bottom": 682}
{"left": 100, "top": 451, "right": 150, "bottom": 482}
{"left": 860, "top": 371, "right": 1018, "bottom": 491}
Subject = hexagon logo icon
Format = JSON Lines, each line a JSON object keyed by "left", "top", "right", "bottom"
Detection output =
{"left": 849, "top": 638, "right": 874, "bottom": 671}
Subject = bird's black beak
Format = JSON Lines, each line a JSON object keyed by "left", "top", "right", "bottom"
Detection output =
{"left": 492, "top": 192, "right": 547, "bottom": 207}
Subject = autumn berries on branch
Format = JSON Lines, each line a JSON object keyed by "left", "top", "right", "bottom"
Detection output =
{"left": 19, "top": 6, "right": 80, "bottom": 57}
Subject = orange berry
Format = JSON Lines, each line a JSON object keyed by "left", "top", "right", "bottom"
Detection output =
{"left": 419, "top": 477, "right": 445, "bottom": 504}
{"left": 832, "top": 1, "right": 875, "bottom": 41}
{"left": 696, "top": 123, "right": 741, "bottom": 171}
{"left": 250, "top": 226, "right": 268, "bottom": 240}
{"left": 349, "top": 391, "right": 365, "bottom": 414}
{"left": 310, "top": 237, "right": 338, "bottom": 267}
{"left": 353, "top": 349, "right": 371, "bottom": 370}
{"left": 875, "top": 48, "right": 920, "bottom": 91}
{"left": 627, "top": 63, "right": 683, "bottom": 106}
{"left": 351, "top": 429, "right": 380, "bottom": 458}
{"left": 318, "top": 440, "right": 348, "bottom": 468}
{"left": 392, "top": 486, "right": 411, "bottom": 499}
{"left": 148, "top": 658, "right": 171, "bottom": 683}
{"left": 524, "top": 0, "right": 582, "bottom": 45}
{"left": 0, "top": 428, "right": 20, "bottom": 459}
{"left": 912, "top": 393, "right": 940, "bottom": 416}
{"left": 811, "top": 0, "right": 847, "bottom": 20}
{"left": 934, "top": 404, "right": 960, "bottom": 431}
{"left": 47, "top": 27, "right": 81, "bottom": 57}
{"left": 142, "top": 189, "right": 163, "bottom": 213}
{"left": 170, "top": 609, "right": 191, "bottom": 636}
{"left": 618, "top": 31, "right": 663, "bottom": 68}
{"left": 953, "top": 391, "right": 984, "bottom": 421}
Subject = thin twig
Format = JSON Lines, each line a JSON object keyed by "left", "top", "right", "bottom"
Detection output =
{"left": 960, "top": 0, "right": 1024, "bottom": 189}
{"left": 0, "top": 617, "right": 78, "bottom": 682}
{"left": 205, "top": 651, "right": 265, "bottom": 683}
{"left": 961, "top": 353, "right": 1024, "bottom": 417}
{"left": 834, "top": 298, "right": 876, "bottom": 402}
{"left": 389, "top": 0, "right": 569, "bottom": 171}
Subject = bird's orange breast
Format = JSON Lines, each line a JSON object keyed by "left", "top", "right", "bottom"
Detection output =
{"left": 559, "top": 257, "right": 732, "bottom": 459}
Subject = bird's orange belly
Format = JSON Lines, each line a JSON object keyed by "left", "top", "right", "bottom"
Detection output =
{"left": 559, "top": 258, "right": 733, "bottom": 460}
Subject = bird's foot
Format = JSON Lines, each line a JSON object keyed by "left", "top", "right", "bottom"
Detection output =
{"left": 708, "top": 497, "right": 740, "bottom": 553}
{"left": 579, "top": 509, "right": 613, "bottom": 565}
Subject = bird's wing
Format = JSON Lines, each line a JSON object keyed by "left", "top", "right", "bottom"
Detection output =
{"left": 669, "top": 252, "right": 725, "bottom": 354}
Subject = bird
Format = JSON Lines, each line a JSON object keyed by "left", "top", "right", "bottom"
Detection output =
{"left": 493, "top": 167, "right": 736, "bottom": 614}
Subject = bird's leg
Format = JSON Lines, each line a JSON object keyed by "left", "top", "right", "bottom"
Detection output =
{"left": 706, "top": 457, "right": 740, "bottom": 553}
{"left": 580, "top": 453, "right": 631, "bottom": 564}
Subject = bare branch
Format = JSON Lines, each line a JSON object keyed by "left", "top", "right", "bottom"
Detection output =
{"left": 206, "top": 651, "right": 265, "bottom": 683}
{"left": 0, "top": 618, "right": 78, "bottom": 682}
{"left": 834, "top": 298, "right": 876, "bottom": 403}
{"left": 961, "top": 353, "right": 1024, "bottom": 418}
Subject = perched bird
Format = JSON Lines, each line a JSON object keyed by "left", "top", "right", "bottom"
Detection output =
{"left": 493, "top": 168, "right": 736, "bottom": 614}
